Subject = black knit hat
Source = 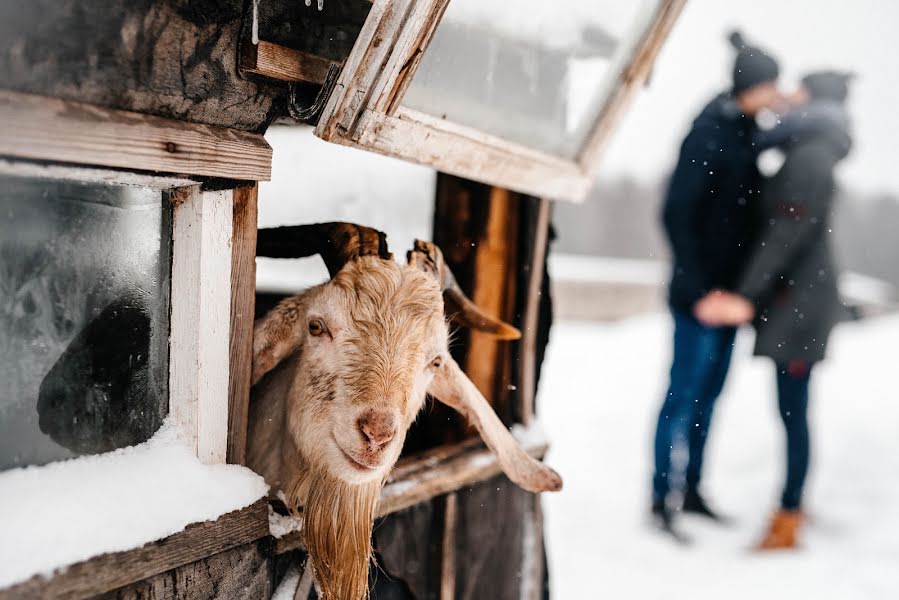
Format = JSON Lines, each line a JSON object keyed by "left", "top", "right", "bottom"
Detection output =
{"left": 802, "top": 71, "right": 854, "bottom": 104}
{"left": 729, "top": 31, "right": 779, "bottom": 94}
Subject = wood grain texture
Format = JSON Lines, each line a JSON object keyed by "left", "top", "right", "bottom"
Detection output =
{"left": 227, "top": 185, "right": 258, "bottom": 465}
{"left": 464, "top": 186, "right": 518, "bottom": 411}
{"left": 516, "top": 198, "right": 551, "bottom": 426}
{"left": 334, "top": 107, "right": 591, "bottom": 202}
{"left": 453, "top": 476, "right": 530, "bottom": 600}
{"left": 241, "top": 41, "right": 337, "bottom": 84}
{"left": 170, "top": 188, "right": 233, "bottom": 464}
{"left": 0, "top": 499, "right": 269, "bottom": 600}
{"left": 0, "top": 91, "right": 272, "bottom": 181}
{"left": 439, "top": 492, "right": 458, "bottom": 600}
{"left": 0, "top": 0, "right": 286, "bottom": 132}
{"left": 98, "top": 541, "right": 272, "bottom": 600}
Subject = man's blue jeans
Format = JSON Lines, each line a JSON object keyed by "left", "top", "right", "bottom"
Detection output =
{"left": 653, "top": 310, "right": 736, "bottom": 502}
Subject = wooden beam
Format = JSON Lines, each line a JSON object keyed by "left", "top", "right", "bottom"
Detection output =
{"left": 0, "top": 90, "right": 272, "bottom": 181}
{"left": 169, "top": 187, "right": 233, "bottom": 464}
{"left": 516, "top": 198, "right": 551, "bottom": 426}
{"left": 0, "top": 499, "right": 269, "bottom": 600}
{"left": 339, "top": 107, "right": 591, "bottom": 202}
{"left": 241, "top": 40, "right": 338, "bottom": 84}
{"left": 227, "top": 185, "right": 259, "bottom": 465}
{"left": 272, "top": 430, "right": 549, "bottom": 554}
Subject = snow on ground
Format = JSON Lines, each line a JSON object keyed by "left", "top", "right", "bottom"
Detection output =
{"left": 539, "top": 312, "right": 899, "bottom": 599}
{"left": 0, "top": 420, "right": 268, "bottom": 589}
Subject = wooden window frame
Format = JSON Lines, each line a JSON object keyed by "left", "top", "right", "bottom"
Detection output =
{"left": 0, "top": 93, "right": 271, "bottom": 597}
{"left": 0, "top": 90, "right": 270, "bottom": 465}
{"left": 314, "top": 0, "right": 686, "bottom": 202}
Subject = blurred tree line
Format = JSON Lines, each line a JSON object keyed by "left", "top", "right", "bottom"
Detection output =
{"left": 553, "top": 176, "right": 899, "bottom": 288}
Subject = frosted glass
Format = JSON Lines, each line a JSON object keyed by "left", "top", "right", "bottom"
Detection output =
{"left": 403, "top": 0, "right": 663, "bottom": 159}
{"left": 0, "top": 175, "right": 171, "bottom": 470}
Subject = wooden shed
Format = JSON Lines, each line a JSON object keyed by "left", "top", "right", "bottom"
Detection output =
{"left": 0, "top": 0, "right": 684, "bottom": 598}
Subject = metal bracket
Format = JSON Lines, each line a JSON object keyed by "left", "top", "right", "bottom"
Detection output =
{"left": 287, "top": 64, "right": 341, "bottom": 124}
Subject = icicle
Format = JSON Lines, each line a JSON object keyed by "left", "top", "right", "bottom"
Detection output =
{"left": 251, "top": 0, "right": 259, "bottom": 45}
{"left": 317, "top": 0, "right": 324, "bottom": 9}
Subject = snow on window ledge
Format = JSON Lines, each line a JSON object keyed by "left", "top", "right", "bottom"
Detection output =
{"left": 0, "top": 419, "right": 269, "bottom": 589}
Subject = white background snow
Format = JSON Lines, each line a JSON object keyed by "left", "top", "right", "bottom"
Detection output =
{"left": 539, "top": 313, "right": 899, "bottom": 599}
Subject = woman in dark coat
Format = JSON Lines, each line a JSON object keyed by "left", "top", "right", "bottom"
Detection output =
{"left": 695, "top": 71, "right": 854, "bottom": 549}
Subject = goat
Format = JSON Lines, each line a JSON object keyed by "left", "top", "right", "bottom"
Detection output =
{"left": 247, "top": 223, "right": 562, "bottom": 600}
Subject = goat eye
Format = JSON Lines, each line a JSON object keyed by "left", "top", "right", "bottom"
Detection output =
{"left": 308, "top": 319, "right": 326, "bottom": 337}
{"left": 430, "top": 356, "right": 443, "bottom": 369}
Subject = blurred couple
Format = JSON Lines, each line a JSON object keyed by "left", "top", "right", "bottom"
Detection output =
{"left": 652, "top": 30, "right": 854, "bottom": 549}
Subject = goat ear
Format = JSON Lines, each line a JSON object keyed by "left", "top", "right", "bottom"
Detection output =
{"left": 251, "top": 295, "right": 307, "bottom": 385}
{"left": 427, "top": 356, "right": 562, "bottom": 493}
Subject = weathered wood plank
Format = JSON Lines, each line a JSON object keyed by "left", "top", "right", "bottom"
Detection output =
{"left": 98, "top": 541, "right": 272, "bottom": 600}
{"left": 0, "top": 0, "right": 285, "bottom": 132}
{"left": 453, "top": 476, "right": 530, "bottom": 600}
{"left": 0, "top": 499, "right": 269, "bottom": 600}
{"left": 228, "top": 185, "right": 259, "bottom": 465}
{"left": 338, "top": 108, "right": 591, "bottom": 202}
{"left": 519, "top": 493, "right": 545, "bottom": 600}
{"left": 439, "top": 492, "right": 458, "bottom": 600}
{"left": 0, "top": 91, "right": 273, "bottom": 181}
{"left": 273, "top": 433, "right": 548, "bottom": 554}
{"left": 170, "top": 187, "right": 233, "bottom": 464}
{"left": 373, "top": 499, "right": 442, "bottom": 600}
{"left": 378, "top": 436, "right": 547, "bottom": 517}
{"left": 241, "top": 41, "right": 337, "bottom": 85}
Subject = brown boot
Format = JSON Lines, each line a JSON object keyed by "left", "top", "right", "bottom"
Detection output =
{"left": 755, "top": 509, "right": 803, "bottom": 551}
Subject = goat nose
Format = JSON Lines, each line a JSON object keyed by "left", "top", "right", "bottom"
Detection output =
{"left": 358, "top": 413, "right": 396, "bottom": 449}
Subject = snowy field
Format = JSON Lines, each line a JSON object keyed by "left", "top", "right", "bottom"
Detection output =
{"left": 539, "top": 313, "right": 899, "bottom": 599}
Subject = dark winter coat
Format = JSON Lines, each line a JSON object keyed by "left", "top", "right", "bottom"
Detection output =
{"left": 737, "top": 101, "right": 852, "bottom": 363}
{"left": 662, "top": 94, "right": 763, "bottom": 312}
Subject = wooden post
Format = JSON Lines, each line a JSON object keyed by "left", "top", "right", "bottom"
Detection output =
{"left": 227, "top": 184, "right": 259, "bottom": 465}
{"left": 516, "top": 198, "right": 551, "bottom": 426}
{"left": 464, "top": 186, "right": 519, "bottom": 409}
{"left": 431, "top": 173, "right": 519, "bottom": 419}
{"left": 169, "top": 187, "right": 234, "bottom": 464}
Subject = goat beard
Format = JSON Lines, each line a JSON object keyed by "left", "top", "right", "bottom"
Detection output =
{"left": 286, "top": 462, "right": 383, "bottom": 600}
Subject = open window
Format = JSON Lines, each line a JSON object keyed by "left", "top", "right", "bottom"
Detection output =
{"left": 314, "top": 0, "right": 685, "bottom": 201}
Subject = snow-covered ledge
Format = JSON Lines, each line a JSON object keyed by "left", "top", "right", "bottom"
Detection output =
{"left": 0, "top": 420, "right": 268, "bottom": 590}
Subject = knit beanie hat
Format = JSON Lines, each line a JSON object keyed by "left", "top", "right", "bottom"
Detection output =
{"left": 729, "top": 31, "right": 779, "bottom": 95}
{"left": 802, "top": 71, "right": 854, "bottom": 104}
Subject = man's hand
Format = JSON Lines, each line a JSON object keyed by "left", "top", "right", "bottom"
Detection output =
{"left": 694, "top": 290, "right": 755, "bottom": 327}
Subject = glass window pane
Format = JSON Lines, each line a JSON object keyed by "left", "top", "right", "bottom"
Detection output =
{"left": 403, "top": 0, "right": 663, "bottom": 159}
{"left": 0, "top": 175, "right": 171, "bottom": 470}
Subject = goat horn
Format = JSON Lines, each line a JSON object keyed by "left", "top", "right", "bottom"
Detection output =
{"left": 407, "top": 240, "right": 521, "bottom": 340}
{"left": 257, "top": 222, "right": 392, "bottom": 277}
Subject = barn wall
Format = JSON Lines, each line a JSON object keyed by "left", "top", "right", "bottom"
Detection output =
{"left": 0, "top": 0, "right": 286, "bottom": 132}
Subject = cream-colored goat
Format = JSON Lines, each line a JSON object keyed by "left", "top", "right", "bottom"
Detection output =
{"left": 247, "top": 225, "right": 561, "bottom": 600}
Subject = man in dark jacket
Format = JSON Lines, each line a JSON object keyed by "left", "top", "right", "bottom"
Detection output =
{"left": 652, "top": 31, "right": 781, "bottom": 538}
{"left": 696, "top": 71, "right": 854, "bottom": 550}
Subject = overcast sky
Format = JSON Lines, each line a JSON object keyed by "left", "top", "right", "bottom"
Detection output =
{"left": 598, "top": 0, "right": 899, "bottom": 197}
